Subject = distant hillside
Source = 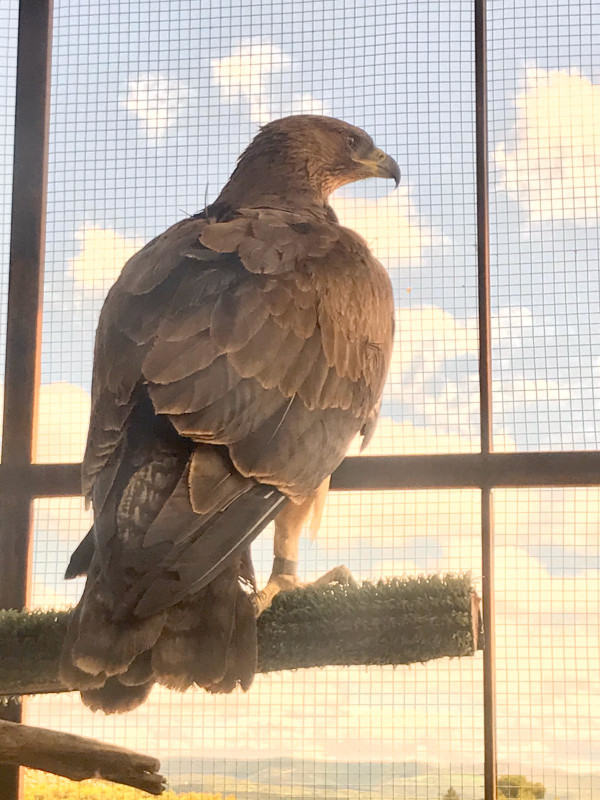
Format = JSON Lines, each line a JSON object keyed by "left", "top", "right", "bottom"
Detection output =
{"left": 163, "top": 759, "right": 600, "bottom": 800}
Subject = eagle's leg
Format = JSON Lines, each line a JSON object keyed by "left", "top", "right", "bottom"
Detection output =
{"left": 252, "top": 478, "right": 354, "bottom": 617}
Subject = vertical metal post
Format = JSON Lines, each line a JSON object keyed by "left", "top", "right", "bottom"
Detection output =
{"left": 475, "top": 0, "right": 497, "bottom": 797}
{"left": 0, "top": 1, "right": 53, "bottom": 798}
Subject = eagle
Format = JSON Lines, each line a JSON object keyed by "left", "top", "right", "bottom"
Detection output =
{"left": 60, "top": 115, "right": 398, "bottom": 713}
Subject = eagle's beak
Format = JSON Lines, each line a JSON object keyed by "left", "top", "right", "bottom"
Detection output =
{"left": 356, "top": 147, "right": 401, "bottom": 187}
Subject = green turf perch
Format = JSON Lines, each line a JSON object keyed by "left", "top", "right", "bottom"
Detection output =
{"left": 0, "top": 575, "right": 481, "bottom": 699}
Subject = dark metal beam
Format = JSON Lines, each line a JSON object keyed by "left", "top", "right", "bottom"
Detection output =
{"left": 0, "top": 3, "right": 53, "bottom": 798}
{"left": 474, "top": 0, "right": 497, "bottom": 794}
{"left": 333, "top": 451, "right": 600, "bottom": 490}
{"left": 0, "top": 0, "right": 53, "bottom": 608}
{"left": 481, "top": 486, "right": 496, "bottom": 800}
{"left": 1, "top": 451, "right": 599, "bottom": 499}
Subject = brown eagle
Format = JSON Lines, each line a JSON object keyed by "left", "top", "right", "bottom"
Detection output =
{"left": 60, "top": 115, "right": 398, "bottom": 713}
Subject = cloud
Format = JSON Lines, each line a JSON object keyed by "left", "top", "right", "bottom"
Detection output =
{"left": 330, "top": 190, "right": 438, "bottom": 265}
{"left": 123, "top": 73, "right": 188, "bottom": 138}
{"left": 212, "top": 41, "right": 325, "bottom": 126}
{"left": 391, "top": 306, "right": 478, "bottom": 375}
{"left": 347, "top": 416, "right": 513, "bottom": 459}
{"left": 212, "top": 42, "right": 290, "bottom": 101}
{"left": 495, "top": 67, "right": 600, "bottom": 221}
{"left": 68, "top": 225, "right": 144, "bottom": 293}
{"left": 376, "top": 306, "right": 484, "bottom": 450}
{"left": 493, "top": 376, "right": 571, "bottom": 406}
{"left": 0, "top": 381, "right": 90, "bottom": 463}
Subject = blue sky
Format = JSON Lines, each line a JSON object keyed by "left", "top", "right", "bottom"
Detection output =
{"left": 1, "top": 1, "right": 600, "bottom": 797}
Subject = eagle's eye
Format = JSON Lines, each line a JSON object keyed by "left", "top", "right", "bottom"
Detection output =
{"left": 346, "top": 134, "right": 359, "bottom": 149}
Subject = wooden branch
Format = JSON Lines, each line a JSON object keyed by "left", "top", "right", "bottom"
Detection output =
{"left": 0, "top": 576, "right": 482, "bottom": 699}
{"left": 0, "top": 719, "right": 165, "bottom": 794}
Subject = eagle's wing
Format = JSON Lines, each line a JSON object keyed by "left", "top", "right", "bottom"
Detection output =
{"left": 63, "top": 208, "right": 393, "bottom": 708}
{"left": 85, "top": 210, "right": 391, "bottom": 503}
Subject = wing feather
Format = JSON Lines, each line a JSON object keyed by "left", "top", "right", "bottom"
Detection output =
{"left": 83, "top": 207, "right": 394, "bottom": 603}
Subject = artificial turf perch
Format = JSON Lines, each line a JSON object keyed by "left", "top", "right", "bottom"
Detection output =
{"left": 1, "top": 575, "right": 481, "bottom": 700}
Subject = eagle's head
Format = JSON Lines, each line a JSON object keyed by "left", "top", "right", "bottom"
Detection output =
{"left": 218, "top": 115, "right": 400, "bottom": 209}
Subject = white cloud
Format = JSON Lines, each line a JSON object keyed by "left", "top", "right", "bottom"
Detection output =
{"left": 391, "top": 306, "right": 478, "bottom": 375}
{"left": 123, "top": 72, "right": 188, "bottom": 138}
{"left": 68, "top": 225, "right": 144, "bottom": 293}
{"left": 0, "top": 381, "right": 90, "bottom": 463}
{"left": 212, "top": 42, "right": 290, "bottom": 101}
{"left": 347, "top": 416, "right": 513, "bottom": 459}
{"left": 212, "top": 40, "right": 325, "bottom": 126}
{"left": 496, "top": 487, "right": 600, "bottom": 558}
{"left": 495, "top": 67, "right": 600, "bottom": 221}
{"left": 493, "top": 376, "right": 571, "bottom": 406}
{"left": 331, "top": 190, "right": 438, "bottom": 265}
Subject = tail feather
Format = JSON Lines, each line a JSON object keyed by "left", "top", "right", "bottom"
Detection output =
{"left": 117, "top": 650, "right": 154, "bottom": 686}
{"left": 63, "top": 554, "right": 258, "bottom": 712}
{"left": 61, "top": 442, "right": 273, "bottom": 713}
{"left": 81, "top": 677, "right": 155, "bottom": 714}
{"left": 152, "top": 562, "right": 244, "bottom": 691}
{"left": 59, "top": 604, "right": 107, "bottom": 691}
{"left": 70, "top": 567, "right": 166, "bottom": 678}
{"left": 64, "top": 528, "right": 95, "bottom": 578}
{"left": 209, "top": 589, "right": 257, "bottom": 694}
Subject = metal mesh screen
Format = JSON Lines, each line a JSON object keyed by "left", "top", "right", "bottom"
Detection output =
{"left": 1, "top": 0, "right": 597, "bottom": 799}
{"left": 494, "top": 488, "right": 600, "bottom": 800}
{"left": 489, "top": 1, "right": 600, "bottom": 452}
{"left": 27, "top": 490, "right": 483, "bottom": 798}
{"left": 36, "top": 0, "right": 480, "bottom": 464}
{"left": 0, "top": 0, "right": 19, "bottom": 459}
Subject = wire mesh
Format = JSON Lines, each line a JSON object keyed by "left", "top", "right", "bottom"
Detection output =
{"left": 0, "top": 0, "right": 19, "bottom": 460}
{"left": 494, "top": 488, "right": 600, "bottom": 800}
{"left": 36, "top": 0, "right": 480, "bottom": 464}
{"left": 489, "top": 0, "right": 600, "bottom": 452}
{"left": 2, "top": 0, "right": 598, "bottom": 799}
{"left": 27, "top": 490, "right": 483, "bottom": 799}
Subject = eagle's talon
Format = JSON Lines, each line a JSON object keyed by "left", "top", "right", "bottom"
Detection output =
{"left": 252, "top": 573, "right": 301, "bottom": 617}
{"left": 309, "top": 565, "right": 356, "bottom": 589}
{"left": 253, "top": 566, "right": 356, "bottom": 617}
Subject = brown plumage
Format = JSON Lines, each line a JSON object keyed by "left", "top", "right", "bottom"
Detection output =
{"left": 61, "top": 115, "right": 398, "bottom": 713}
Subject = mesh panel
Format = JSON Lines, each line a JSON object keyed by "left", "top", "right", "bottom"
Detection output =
{"left": 36, "top": 0, "right": 479, "bottom": 463}
{"left": 2, "top": 1, "right": 597, "bottom": 799}
{"left": 495, "top": 488, "right": 600, "bottom": 800}
{"left": 489, "top": 1, "right": 600, "bottom": 452}
{"left": 0, "top": 0, "right": 19, "bottom": 459}
{"left": 28, "top": 490, "right": 483, "bottom": 798}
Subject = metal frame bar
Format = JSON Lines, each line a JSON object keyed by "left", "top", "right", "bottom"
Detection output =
{"left": 474, "top": 0, "right": 497, "bottom": 795}
{"left": 0, "top": 2, "right": 53, "bottom": 797}
{"left": 1, "top": 450, "right": 600, "bottom": 499}
{"left": 0, "top": 1, "right": 598, "bottom": 799}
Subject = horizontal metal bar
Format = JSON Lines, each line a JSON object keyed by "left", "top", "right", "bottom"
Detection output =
{"left": 332, "top": 452, "right": 600, "bottom": 489}
{"left": 2, "top": 451, "right": 600, "bottom": 499}
{"left": 0, "top": 463, "right": 81, "bottom": 497}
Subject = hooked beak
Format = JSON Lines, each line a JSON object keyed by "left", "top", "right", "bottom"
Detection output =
{"left": 355, "top": 147, "right": 401, "bottom": 187}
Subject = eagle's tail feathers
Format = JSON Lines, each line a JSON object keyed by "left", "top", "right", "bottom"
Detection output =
{"left": 69, "top": 573, "right": 166, "bottom": 678}
{"left": 62, "top": 556, "right": 257, "bottom": 712}
{"left": 80, "top": 677, "right": 155, "bottom": 715}
{"left": 208, "top": 586, "right": 257, "bottom": 693}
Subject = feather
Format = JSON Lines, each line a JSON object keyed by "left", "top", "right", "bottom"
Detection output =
{"left": 149, "top": 356, "right": 242, "bottom": 415}
{"left": 134, "top": 486, "right": 287, "bottom": 617}
{"left": 210, "top": 287, "right": 270, "bottom": 352}
{"left": 80, "top": 677, "right": 155, "bottom": 714}
{"left": 199, "top": 218, "right": 250, "bottom": 252}
{"left": 142, "top": 330, "right": 223, "bottom": 383}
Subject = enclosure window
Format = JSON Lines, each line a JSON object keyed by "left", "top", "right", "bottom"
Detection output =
{"left": 1, "top": 1, "right": 600, "bottom": 799}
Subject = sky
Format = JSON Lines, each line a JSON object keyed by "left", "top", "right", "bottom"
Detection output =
{"left": 1, "top": 0, "right": 600, "bottom": 798}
